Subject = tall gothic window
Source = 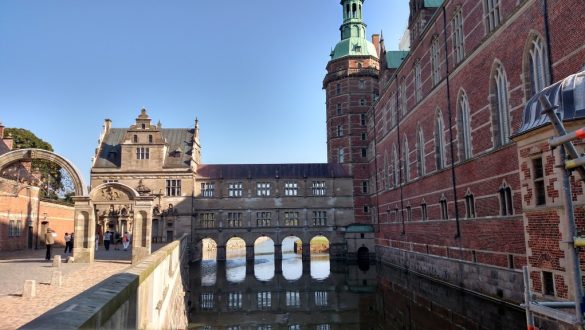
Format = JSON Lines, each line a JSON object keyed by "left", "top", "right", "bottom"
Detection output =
{"left": 384, "top": 151, "right": 390, "bottom": 189}
{"left": 484, "top": 0, "right": 501, "bottom": 33}
{"left": 492, "top": 64, "right": 511, "bottom": 147}
{"left": 527, "top": 35, "right": 549, "bottom": 96}
{"left": 458, "top": 91, "right": 472, "bottom": 160}
{"left": 400, "top": 78, "right": 407, "bottom": 116}
{"left": 499, "top": 183, "right": 513, "bottom": 215}
{"left": 414, "top": 60, "right": 422, "bottom": 102}
{"left": 390, "top": 93, "right": 397, "bottom": 128}
{"left": 417, "top": 126, "right": 426, "bottom": 177}
{"left": 393, "top": 144, "right": 400, "bottom": 187}
{"left": 435, "top": 112, "right": 445, "bottom": 170}
{"left": 452, "top": 9, "right": 465, "bottom": 64}
{"left": 431, "top": 36, "right": 441, "bottom": 86}
{"left": 338, "top": 148, "right": 345, "bottom": 163}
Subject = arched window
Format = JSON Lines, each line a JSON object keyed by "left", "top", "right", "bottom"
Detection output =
{"left": 499, "top": 182, "right": 513, "bottom": 215}
{"left": 525, "top": 35, "right": 549, "bottom": 97}
{"left": 390, "top": 93, "right": 397, "bottom": 128}
{"left": 403, "top": 136, "right": 410, "bottom": 183}
{"left": 417, "top": 126, "right": 426, "bottom": 177}
{"left": 492, "top": 63, "right": 511, "bottom": 147}
{"left": 338, "top": 149, "right": 345, "bottom": 163}
{"left": 400, "top": 77, "right": 407, "bottom": 116}
{"left": 435, "top": 111, "right": 445, "bottom": 170}
{"left": 458, "top": 91, "right": 472, "bottom": 160}
{"left": 393, "top": 144, "right": 400, "bottom": 187}
{"left": 414, "top": 60, "right": 422, "bottom": 102}
{"left": 431, "top": 36, "right": 441, "bottom": 85}
{"left": 384, "top": 151, "right": 390, "bottom": 190}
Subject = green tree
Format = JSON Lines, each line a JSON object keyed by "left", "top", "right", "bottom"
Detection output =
{"left": 5, "top": 128, "right": 64, "bottom": 199}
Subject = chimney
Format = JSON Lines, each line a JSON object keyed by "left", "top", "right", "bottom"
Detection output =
{"left": 4, "top": 133, "right": 13, "bottom": 150}
{"left": 0, "top": 122, "right": 4, "bottom": 139}
{"left": 104, "top": 119, "right": 112, "bottom": 132}
{"left": 372, "top": 34, "right": 381, "bottom": 56}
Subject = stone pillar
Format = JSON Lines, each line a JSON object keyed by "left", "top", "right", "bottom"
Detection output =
{"left": 302, "top": 243, "right": 311, "bottom": 261}
{"left": 216, "top": 245, "right": 226, "bottom": 261}
{"left": 132, "top": 196, "right": 154, "bottom": 264}
{"left": 72, "top": 196, "right": 95, "bottom": 263}
{"left": 274, "top": 243, "right": 283, "bottom": 274}
{"left": 246, "top": 244, "right": 254, "bottom": 261}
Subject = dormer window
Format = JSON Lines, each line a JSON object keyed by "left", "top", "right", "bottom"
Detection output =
{"left": 171, "top": 148, "right": 182, "bottom": 158}
{"left": 133, "top": 135, "right": 138, "bottom": 143}
{"left": 107, "top": 151, "right": 117, "bottom": 160}
{"left": 148, "top": 135, "right": 153, "bottom": 143}
{"left": 141, "top": 124, "right": 146, "bottom": 129}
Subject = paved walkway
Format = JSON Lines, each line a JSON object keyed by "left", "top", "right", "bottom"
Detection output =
{"left": 0, "top": 244, "right": 157, "bottom": 329}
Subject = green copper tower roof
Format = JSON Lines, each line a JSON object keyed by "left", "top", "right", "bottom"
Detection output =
{"left": 330, "top": 0, "right": 378, "bottom": 60}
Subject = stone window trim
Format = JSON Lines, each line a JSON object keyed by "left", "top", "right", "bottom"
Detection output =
{"left": 457, "top": 90, "right": 473, "bottom": 161}
{"left": 414, "top": 60, "right": 422, "bottom": 103}
{"left": 284, "top": 211, "right": 300, "bottom": 226}
{"left": 199, "top": 213, "right": 215, "bottom": 228}
{"left": 136, "top": 147, "right": 149, "bottom": 160}
{"left": 430, "top": 36, "right": 441, "bottom": 86}
{"left": 417, "top": 125, "right": 426, "bottom": 177}
{"left": 403, "top": 136, "right": 410, "bottom": 183}
{"left": 256, "top": 182, "right": 271, "bottom": 197}
{"left": 452, "top": 8, "right": 465, "bottom": 65}
{"left": 464, "top": 190, "right": 476, "bottom": 219}
{"left": 435, "top": 110, "right": 445, "bottom": 171}
{"left": 226, "top": 212, "right": 243, "bottom": 228}
{"left": 256, "top": 211, "right": 272, "bottom": 227}
{"left": 523, "top": 33, "right": 550, "bottom": 98}
{"left": 312, "top": 210, "right": 327, "bottom": 226}
{"left": 166, "top": 179, "right": 181, "bottom": 197}
{"left": 228, "top": 182, "right": 243, "bottom": 197}
{"left": 533, "top": 157, "right": 546, "bottom": 206}
{"left": 499, "top": 182, "right": 514, "bottom": 216}
{"left": 312, "top": 181, "right": 326, "bottom": 196}
{"left": 483, "top": 0, "right": 501, "bottom": 34}
{"left": 439, "top": 195, "right": 448, "bottom": 220}
{"left": 284, "top": 181, "right": 298, "bottom": 196}
{"left": 201, "top": 182, "right": 215, "bottom": 198}
{"left": 491, "top": 62, "right": 511, "bottom": 147}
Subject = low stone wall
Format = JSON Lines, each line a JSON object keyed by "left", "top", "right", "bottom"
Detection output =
{"left": 376, "top": 245, "right": 524, "bottom": 304}
{"left": 21, "top": 235, "right": 190, "bottom": 330}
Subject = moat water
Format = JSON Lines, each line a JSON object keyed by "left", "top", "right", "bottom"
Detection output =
{"left": 188, "top": 251, "right": 526, "bottom": 329}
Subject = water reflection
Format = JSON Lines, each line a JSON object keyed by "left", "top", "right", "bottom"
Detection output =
{"left": 281, "top": 252, "right": 302, "bottom": 281}
{"left": 310, "top": 253, "right": 330, "bottom": 280}
{"left": 190, "top": 261, "right": 526, "bottom": 329}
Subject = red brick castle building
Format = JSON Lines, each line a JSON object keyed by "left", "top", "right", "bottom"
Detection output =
{"left": 324, "top": 0, "right": 585, "bottom": 305}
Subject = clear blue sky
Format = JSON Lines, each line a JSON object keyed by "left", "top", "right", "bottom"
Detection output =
{"left": 0, "top": 0, "right": 409, "bottom": 183}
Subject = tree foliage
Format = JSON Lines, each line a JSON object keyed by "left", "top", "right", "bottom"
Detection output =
{"left": 5, "top": 128, "right": 73, "bottom": 203}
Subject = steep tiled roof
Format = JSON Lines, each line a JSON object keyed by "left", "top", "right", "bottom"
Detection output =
{"left": 197, "top": 163, "right": 349, "bottom": 179}
{"left": 93, "top": 128, "right": 194, "bottom": 168}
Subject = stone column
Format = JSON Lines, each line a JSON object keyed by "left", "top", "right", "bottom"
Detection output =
{"left": 274, "top": 243, "right": 283, "bottom": 274}
{"left": 302, "top": 243, "right": 311, "bottom": 261}
{"left": 216, "top": 245, "right": 226, "bottom": 261}
{"left": 72, "top": 196, "right": 95, "bottom": 263}
{"left": 132, "top": 196, "right": 154, "bottom": 264}
{"left": 246, "top": 244, "right": 254, "bottom": 261}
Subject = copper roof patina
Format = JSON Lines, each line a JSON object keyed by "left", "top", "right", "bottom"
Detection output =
{"left": 514, "top": 70, "right": 585, "bottom": 137}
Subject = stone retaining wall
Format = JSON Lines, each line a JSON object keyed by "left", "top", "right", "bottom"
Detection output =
{"left": 376, "top": 245, "right": 524, "bottom": 304}
{"left": 22, "top": 235, "right": 190, "bottom": 329}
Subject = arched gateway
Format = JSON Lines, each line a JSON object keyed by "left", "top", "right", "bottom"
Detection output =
{"left": 0, "top": 149, "right": 155, "bottom": 264}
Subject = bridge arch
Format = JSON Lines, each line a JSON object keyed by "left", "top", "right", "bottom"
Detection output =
{"left": 0, "top": 148, "right": 87, "bottom": 196}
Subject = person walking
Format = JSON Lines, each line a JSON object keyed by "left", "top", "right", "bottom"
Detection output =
{"left": 104, "top": 231, "right": 111, "bottom": 251}
{"left": 122, "top": 232, "right": 130, "bottom": 251}
{"left": 95, "top": 233, "right": 99, "bottom": 251}
{"left": 45, "top": 228, "right": 55, "bottom": 261}
{"left": 64, "top": 232, "right": 72, "bottom": 253}
{"left": 70, "top": 233, "right": 74, "bottom": 254}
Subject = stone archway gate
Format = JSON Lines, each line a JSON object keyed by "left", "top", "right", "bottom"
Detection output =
{"left": 0, "top": 148, "right": 154, "bottom": 264}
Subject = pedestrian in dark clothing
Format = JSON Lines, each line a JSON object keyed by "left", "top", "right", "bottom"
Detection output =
{"left": 45, "top": 228, "right": 55, "bottom": 260}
